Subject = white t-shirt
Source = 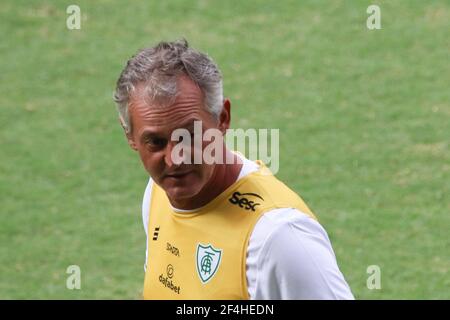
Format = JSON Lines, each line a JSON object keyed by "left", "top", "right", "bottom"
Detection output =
{"left": 142, "top": 156, "right": 354, "bottom": 299}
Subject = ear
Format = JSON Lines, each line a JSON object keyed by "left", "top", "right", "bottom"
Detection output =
{"left": 119, "top": 116, "right": 138, "bottom": 151}
{"left": 218, "top": 98, "right": 231, "bottom": 134}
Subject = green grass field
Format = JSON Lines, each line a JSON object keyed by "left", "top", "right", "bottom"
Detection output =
{"left": 1, "top": 0, "right": 449, "bottom": 299}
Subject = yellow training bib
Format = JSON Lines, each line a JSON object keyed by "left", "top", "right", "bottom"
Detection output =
{"left": 143, "top": 161, "right": 316, "bottom": 299}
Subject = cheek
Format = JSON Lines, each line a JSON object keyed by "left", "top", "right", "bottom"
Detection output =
{"left": 199, "top": 163, "right": 215, "bottom": 182}
{"left": 138, "top": 148, "right": 162, "bottom": 176}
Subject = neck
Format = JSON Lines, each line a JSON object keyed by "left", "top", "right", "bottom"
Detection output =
{"left": 170, "top": 149, "right": 243, "bottom": 210}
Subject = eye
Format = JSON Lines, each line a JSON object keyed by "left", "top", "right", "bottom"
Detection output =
{"left": 146, "top": 136, "right": 167, "bottom": 149}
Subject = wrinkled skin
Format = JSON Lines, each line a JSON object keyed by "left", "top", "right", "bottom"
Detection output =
{"left": 122, "top": 74, "right": 242, "bottom": 210}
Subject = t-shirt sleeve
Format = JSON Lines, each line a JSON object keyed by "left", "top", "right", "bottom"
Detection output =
{"left": 248, "top": 208, "right": 354, "bottom": 300}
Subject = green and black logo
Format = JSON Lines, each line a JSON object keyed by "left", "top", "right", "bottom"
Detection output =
{"left": 196, "top": 243, "right": 222, "bottom": 284}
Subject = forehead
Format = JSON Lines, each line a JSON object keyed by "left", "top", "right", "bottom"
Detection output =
{"left": 129, "top": 75, "right": 211, "bottom": 135}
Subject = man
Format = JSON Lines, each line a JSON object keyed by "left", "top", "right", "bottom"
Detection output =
{"left": 114, "top": 39, "right": 353, "bottom": 299}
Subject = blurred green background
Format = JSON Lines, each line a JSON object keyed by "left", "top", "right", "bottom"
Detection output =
{"left": 0, "top": 0, "right": 449, "bottom": 299}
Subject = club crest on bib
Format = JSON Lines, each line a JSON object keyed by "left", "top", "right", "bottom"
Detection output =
{"left": 196, "top": 243, "right": 222, "bottom": 284}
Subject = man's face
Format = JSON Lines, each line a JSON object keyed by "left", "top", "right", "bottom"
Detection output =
{"left": 125, "top": 75, "right": 229, "bottom": 202}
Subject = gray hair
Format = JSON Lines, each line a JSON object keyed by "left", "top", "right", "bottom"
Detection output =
{"left": 113, "top": 39, "right": 223, "bottom": 133}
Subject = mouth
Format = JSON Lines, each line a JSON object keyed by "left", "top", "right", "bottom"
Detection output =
{"left": 164, "top": 171, "right": 193, "bottom": 179}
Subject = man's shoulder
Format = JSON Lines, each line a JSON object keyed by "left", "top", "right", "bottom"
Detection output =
{"left": 251, "top": 207, "right": 324, "bottom": 248}
{"left": 143, "top": 177, "right": 154, "bottom": 205}
{"left": 240, "top": 168, "right": 316, "bottom": 219}
{"left": 142, "top": 177, "right": 154, "bottom": 234}
{"left": 249, "top": 208, "right": 354, "bottom": 299}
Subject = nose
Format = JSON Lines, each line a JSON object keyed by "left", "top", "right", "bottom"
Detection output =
{"left": 164, "top": 140, "right": 176, "bottom": 168}
{"left": 164, "top": 138, "right": 192, "bottom": 168}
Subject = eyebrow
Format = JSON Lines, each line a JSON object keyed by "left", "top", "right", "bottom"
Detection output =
{"left": 139, "top": 119, "right": 200, "bottom": 141}
{"left": 180, "top": 119, "right": 196, "bottom": 132}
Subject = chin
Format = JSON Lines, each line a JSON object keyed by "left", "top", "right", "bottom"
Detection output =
{"left": 165, "top": 186, "right": 200, "bottom": 202}
{"left": 161, "top": 174, "right": 203, "bottom": 202}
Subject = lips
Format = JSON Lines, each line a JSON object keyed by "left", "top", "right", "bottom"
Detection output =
{"left": 165, "top": 171, "right": 192, "bottom": 179}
